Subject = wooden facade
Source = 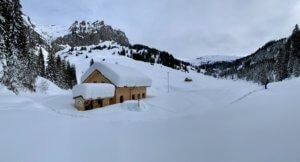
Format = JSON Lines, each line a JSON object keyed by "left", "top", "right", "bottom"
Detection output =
{"left": 76, "top": 70, "right": 148, "bottom": 111}
{"left": 74, "top": 96, "right": 111, "bottom": 111}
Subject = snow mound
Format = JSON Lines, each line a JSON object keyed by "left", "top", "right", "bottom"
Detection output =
{"left": 121, "top": 100, "right": 149, "bottom": 112}
{"left": 81, "top": 62, "right": 152, "bottom": 87}
{"left": 35, "top": 77, "right": 67, "bottom": 95}
{"left": 72, "top": 83, "right": 115, "bottom": 100}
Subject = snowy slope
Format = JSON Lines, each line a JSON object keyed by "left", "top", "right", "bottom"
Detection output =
{"left": 56, "top": 41, "right": 138, "bottom": 82}
{"left": 1, "top": 43, "right": 300, "bottom": 162}
{"left": 34, "top": 24, "right": 69, "bottom": 42}
{"left": 189, "top": 55, "right": 240, "bottom": 66}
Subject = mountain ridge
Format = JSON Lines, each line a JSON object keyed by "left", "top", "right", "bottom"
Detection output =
{"left": 198, "top": 25, "right": 300, "bottom": 83}
{"left": 52, "top": 20, "right": 130, "bottom": 47}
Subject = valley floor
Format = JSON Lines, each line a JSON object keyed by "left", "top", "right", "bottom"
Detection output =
{"left": 1, "top": 72, "right": 300, "bottom": 162}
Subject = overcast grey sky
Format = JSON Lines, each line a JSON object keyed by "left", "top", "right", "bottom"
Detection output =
{"left": 22, "top": 0, "right": 300, "bottom": 59}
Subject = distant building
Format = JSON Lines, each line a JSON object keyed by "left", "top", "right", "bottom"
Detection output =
{"left": 72, "top": 62, "right": 152, "bottom": 111}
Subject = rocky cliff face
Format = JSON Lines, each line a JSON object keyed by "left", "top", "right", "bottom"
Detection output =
{"left": 53, "top": 20, "right": 130, "bottom": 47}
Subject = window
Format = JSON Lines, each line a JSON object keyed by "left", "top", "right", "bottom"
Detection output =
{"left": 85, "top": 101, "right": 93, "bottom": 110}
{"left": 142, "top": 93, "right": 145, "bottom": 98}
{"left": 132, "top": 94, "right": 135, "bottom": 100}
{"left": 138, "top": 94, "right": 141, "bottom": 99}
{"left": 98, "top": 99, "right": 103, "bottom": 107}
{"left": 93, "top": 81, "right": 97, "bottom": 83}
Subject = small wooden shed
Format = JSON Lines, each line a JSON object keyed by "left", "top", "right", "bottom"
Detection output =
{"left": 72, "top": 83, "right": 115, "bottom": 111}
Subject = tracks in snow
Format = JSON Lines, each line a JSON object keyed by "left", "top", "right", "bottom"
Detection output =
{"left": 47, "top": 106, "right": 88, "bottom": 119}
{"left": 230, "top": 88, "right": 265, "bottom": 104}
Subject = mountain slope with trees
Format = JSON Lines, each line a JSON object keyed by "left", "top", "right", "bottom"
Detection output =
{"left": 199, "top": 25, "right": 300, "bottom": 84}
{"left": 38, "top": 20, "right": 192, "bottom": 73}
{"left": 2, "top": 0, "right": 300, "bottom": 94}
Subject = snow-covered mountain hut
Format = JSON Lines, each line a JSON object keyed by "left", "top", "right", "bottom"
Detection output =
{"left": 73, "top": 62, "right": 152, "bottom": 110}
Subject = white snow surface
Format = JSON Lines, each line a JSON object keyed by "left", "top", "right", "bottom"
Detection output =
{"left": 1, "top": 44, "right": 300, "bottom": 162}
{"left": 121, "top": 100, "right": 149, "bottom": 112}
{"left": 72, "top": 83, "right": 115, "bottom": 100}
{"left": 81, "top": 62, "right": 152, "bottom": 87}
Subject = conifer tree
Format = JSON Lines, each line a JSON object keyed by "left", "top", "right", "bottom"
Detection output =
{"left": 37, "top": 47, "right": 45, "bottom": 77}
{"left": 55, "top": 55, "right": 62, "bottom": 85}
{"left": 90, "top": 58, "right": 94, "bottom": 66}
{"left": 0, "top": 0, "right": 37, "bottom": 93}
{"left": 293, "top": 24, "right": 299, "bottom": 34}
{"left": 46, "top": 51, "right": 56, "bottom": 82}
{"left": 287, "top": 54, "right": 295, "bottom": 76}
{"left": 71, "top": 65, "right": 77, "bottom": 87}
{"left": 275, "top": 49, "right": 289, "bottom": 81}
{"left": 294, "top": 58, "right": 300, "bottom": 77}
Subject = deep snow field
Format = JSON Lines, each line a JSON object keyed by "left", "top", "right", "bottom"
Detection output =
{"left": 1, "top": 48, "right": 300, "bottom": 162}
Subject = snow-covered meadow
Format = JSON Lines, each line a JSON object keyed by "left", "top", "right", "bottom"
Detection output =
{"left": 1, "top": 47, "right": 300, "bottom": 162}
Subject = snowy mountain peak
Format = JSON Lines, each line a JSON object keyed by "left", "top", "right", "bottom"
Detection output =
{"left": 34, "top": 24, "right": 69, "bottom": 43}
{"left": 189, "top": 55, "right": 240, "bottom": 66}
{"left": 69, "top": 20, "right": 105, "bottom": 34}
{"left": 33, "top": 19, "right": 129, "bottom": 46}
{"left": 50, "top": 20, "right": 130, "bottom": 47}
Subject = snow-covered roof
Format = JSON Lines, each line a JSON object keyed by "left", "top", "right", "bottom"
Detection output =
{"left": 81, "top": 62, "right": 152, "bottom": 87}
{"left": 72, "top": 83, "right": 115, "bottom": 100}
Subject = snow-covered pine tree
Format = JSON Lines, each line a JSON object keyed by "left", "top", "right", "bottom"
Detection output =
{"left": 65, "top": 61, "right": 72, "bottom": 88}
{"left": 59, "top": 58, "right": 68, "bottom": 89}
{"left": 54, "top": 55, "right": 71, "bottom": 89}
{"left": 37, "top": 47, "right": 45, "bottom": 77}
{"left": 287, "top": 24, "right": 300, "bottom": 78}
{"left": 70, "top": 64, "right": 77, "bottom": 87}
{"left": 275, "top": 48, "right": 289, "bottom": 81}
{"left": 55, "top": 55, "right": 62, "bottom": 85}
{"left": 1, "top": 0, "right": 20, "bottom": 93}
{"left": 16, "top": 22, "right": 37, "bottom": 91}
{"left": 64, "top": 61, "right": 77, "bottom": 89}
{"left": 287, "top": 54, "right": 294, "bottom": 76}
{"left": 0, "top": 2, "right": 5, "bottom": 79}
{"left": 46, "top": 51, "right": 57, "bottom": 82}
{"left": 294, "top": 58, "right": 300, "bottom": 77}
{"left": 0, "top": 0, "right": 37, "bottom": 93}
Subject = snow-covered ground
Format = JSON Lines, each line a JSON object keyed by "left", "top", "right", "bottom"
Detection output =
{"left": 1, "top": 49, "right": 300, "bottom": 162}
